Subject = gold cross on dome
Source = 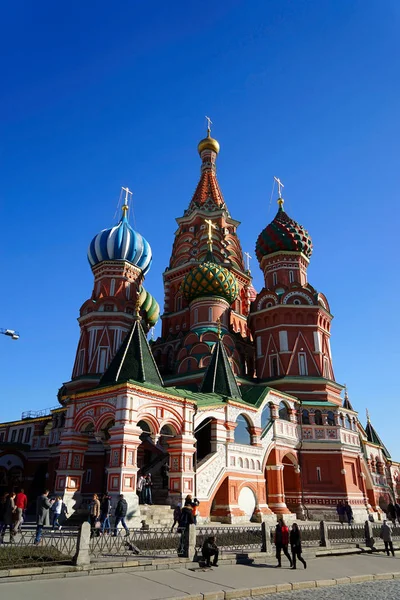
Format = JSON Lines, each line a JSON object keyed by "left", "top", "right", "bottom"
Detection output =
{"left": 216, "top": 317, "right": 222, "bottom": 339}
{"left": 274, "top": 176, "right": 284, "bottom": 198}
{"left": 205, "top": 218, "right": 217, "bottom": 251}
{"left": 205, "top": 115, "right": 212, "bottom": 135}
{"left": 121, "top": 186, "right": 133, "bottom": 217}
{"left": 244, "top": 251, "right": 252, "bottom": 271}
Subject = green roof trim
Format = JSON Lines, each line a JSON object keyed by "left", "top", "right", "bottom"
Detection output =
{"left": 200, "top": 338, "right": 242, "bottom": 399}
{"left": 99, "top": 317, "right": 164, "bottom": 387}
{"left": 300, "top": 401, "right": 337, "bottom": 407}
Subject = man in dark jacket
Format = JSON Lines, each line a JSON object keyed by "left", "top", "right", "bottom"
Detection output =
{"left": 202, "top": 536, "right": 219, "bottom": 567}
{"left": 177, "top": 502, "right": 194, "bottom": 555}
{"left": 34, "top": 490, "right": 53, "bottom": 544}
{"left": 274, "top": 519, "right": 293, "bottom": 568}
{"left": 113, "top": 494, "right": 129, "bottom": 537}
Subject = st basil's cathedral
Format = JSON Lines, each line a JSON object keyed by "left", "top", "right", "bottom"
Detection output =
{"left": 0, "top": 126, "right": 398, "bottom": 525}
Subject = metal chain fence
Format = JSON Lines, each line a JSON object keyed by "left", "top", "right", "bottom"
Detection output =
{"left": 196, "top": 526, "right": 263, "bottom": 555}
{"left": 326, "top": 523, "right": 365, "bottom": 544}
{"left": 0, "top": 526, "right": 78, "bottom": 568}
{"left": 89, "top": 528, "right": 182, "bottom": 559}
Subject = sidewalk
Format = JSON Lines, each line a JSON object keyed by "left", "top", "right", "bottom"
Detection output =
{"left": 1, "top": 553, "right": 399, "bottom": 599}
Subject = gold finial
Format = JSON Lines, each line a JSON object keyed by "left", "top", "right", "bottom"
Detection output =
{"left": 198, "top": 117, "right": 220, "bottom": 155}
{"left": 366, "top": 408, "right": 370, "bottom": 423}
{"left": 216, "top": 317, "right": 222, "bottom": 339}
{"left": 134, "top": 292, "right": 141, "bottom": 318}
{"left": 204, "top": 218, "right": 217, "bottom": 252}
{"left": 121, "top": 186, "right": 133, "bottom": 218}
{"left": 274, "top": 176, "right": 284, "bottom": 207}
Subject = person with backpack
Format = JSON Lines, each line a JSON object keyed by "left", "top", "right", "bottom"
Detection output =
{"left": 113, "top": 494, "right": 129, "bottom": 537}
{"left": 289, "top": 523, "right": 307, "bottom": 569}
{"left": 274, "top": 518, "right": 293, "bottom": 568}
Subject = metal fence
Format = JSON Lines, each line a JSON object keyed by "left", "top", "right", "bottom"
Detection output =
{"left": 90, "top": 528, "right": 181, "bottom": 559}
{"left": 0, "top": 527, "right": 78, "bottom": 568}
{"left": 196, "top": 526, "right": 263, "bottom": 554}
{"left": 326, "top": 523, "right": 365, "bottom": 544}
{"left": 372, "top": 523, "right": 400, "bottom": 541}
{"left": 297, "top": 524, "right": 321, "bottom": 547}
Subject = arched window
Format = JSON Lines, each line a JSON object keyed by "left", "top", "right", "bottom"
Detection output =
{"left": 270, "top": 355, "right": 279, "bottom": 377}
{"left": 273, "top": 272, "right": 278, "bottom": 286}
{"left": 289, "top": 270, "right": 294, "bottom": 283}
{"left": 314, "top": 410, "right": 323, "bottom": 426}
{"left": 244, "top": 458, "right": 249, "bottom": 469}
{"left": 345, "top": 415, "right": 352, "bottom": 430}
{"left": 327, "top": 411, "right": 335, "bottom": 426}
{"left": 278, "top": 402, "right": 289, "bottom": 421}
{"left": 239, "top": 457, "right": 243, "bottom": 468}
{"left": 110, "top": 278, "right": 115, "bottom": 296}
{"left": 302, "top": 409, "right": 310, "bottom": 425}
{"left": 261, "top": 404, "right": 272, "bottom": 429}
{"left": 234, "top": 414, "right": 252, "bottom": 445}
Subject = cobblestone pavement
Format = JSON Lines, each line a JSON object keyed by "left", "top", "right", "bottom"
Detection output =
{"left": 249, "top": 580, "right": 400, "bottom": 600}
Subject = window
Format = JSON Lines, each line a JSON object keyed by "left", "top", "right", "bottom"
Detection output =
{"left": 323, "top": 357, "right": 330, "bottom": 378}
{"left": 176, "top": 296, "right": 182, "bottom": 311}
{"left": 279, "top": 331, "right": 288, "bottom": 352}
{"left": 316, "top": 467, "right": 322, "bottom": 482}
{"left": 11, "top": 430, "right": 16, "bottom": 442}
{"left": 24, "top": 428, "right": 31, "bottom": 443}
{"left": 208, "top": 307, "right": 212, "bottom": 322}
{"left": 85, "top": 469, "right": 92, "bottom": 484}
{"left": 0, "top": 432, "right": 5, "bottom": 442}
{"left": 270, "top": 355, "right": 279, "bottom": 377}
{"left": 289, "top": 270, "right": 294, "bottom": 283}
{"left": 261, "top": 404, "right": 272, "bottom": 429}
{"left": 302, "top": 409, "right": 310, "bottom": 425}
{"left": 256, "top": 337, "right": 262, "bottom": 357}
{"left": 298, "top": 352, "right": 308, "bottom": 375}
{"left": 234, "top": 415, "right": 252, "bottom": 445}
{"left": 77, "top": 349, "right": 85, "bottom": 376}
{"left": 194, "top": 309, "right": 198, "bottom": 324}
{"left": 98, "top": 347, "right": 108, "bottom": 373}
{"left": 17, "top": 429, "right": 24, "bottom": 443}
{"left": 327, "top": 411, "right": 335, "bottom": 426}
{"left": 110, "top": 278, "right": 115, "bottom": 296}
{"left": 273, "top": 272, "right": 278, "bottom": 286}
{"left": 278, "top": 402, "right": 289, "bottom": 421}
{"left": 314, "top": 410, "right": 323, "bottom": 425}
{"left": 345, "top": 415, "right": 352, "bottom": 430}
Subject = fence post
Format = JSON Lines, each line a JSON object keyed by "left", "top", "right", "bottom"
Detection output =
{"left": 365, "top": 519, "right": 374, "bottom": 548}
{"left": 261, "top": 522, "right": 272, "bottom": 554}
{"left": 73, "top": 522, "right": 91, "bottom": 566}
{"left": 319, "top": 520, "right": 330, "bottom": 548}
{"left": 187, "top": 524, "right": 196, "bottom": 561}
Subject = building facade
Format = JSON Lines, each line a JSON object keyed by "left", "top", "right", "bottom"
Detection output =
{"left": 1, "top": 128, "right": 399, "bottom": 523}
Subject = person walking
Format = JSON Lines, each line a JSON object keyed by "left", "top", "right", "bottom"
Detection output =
{"left": 137, "top": 473, "right": 145, "bottom": 504}
{"left": 336, "top": 501, "right": 345, "bottom": 524}
{"left": 113, "top": 494, "right": 129, "bottom": 537}
{"left": 274, "top": 519, "right": 293, "bottom": 568}
{"left": 380, "top": 519, "right": 395, "bottom": 556}
{"left": 100, "top": 494, "right": 112, "bottom": 534}
{"left": 344, "top": 501, "right": 353, "bottom": 525}
{"left": 171, "top": 503, "right": 182, "bottom": 532}
{"left": 4, "top": 492, "right": 16, "bottom": 540}
{"left": 51, "top": 496, "right": 63, "bottom": 531}
{"left": 0, "top": 493, "right": 7, "bottom": 542}
{"left": 202, "top": 535, "right": 219, "bottom": 567}
{"left": 290, "top": 523, "right": 307, "bottom": 569}
{"left": 144, "top": 474, "right": 153, "bottom": 505}
{"left": 34, "top": 490, "right": 53, "bottom": 545}
{"left": 14, "top": 488, "right": 27, "bottom": 533}
{"left": 387, "top": 502, "right": 396, "bottom": 525}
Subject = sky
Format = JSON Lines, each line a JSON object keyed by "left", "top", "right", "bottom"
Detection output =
{"left": 1, "top": 1, "right": 399, "bottom": 453}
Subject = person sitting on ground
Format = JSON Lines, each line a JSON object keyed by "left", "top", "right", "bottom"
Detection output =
{"left": 202, "top": 535, "right": 219, "bottom": 567}
{"left": 387, "top": 502, "right": 396, "bottom": 525}
{"left": 274, "top": 518, "right": 292, "bottom": 568}
{"left": 344, "top": 501, "right": 353, "bottom": 525}
{"left": 380, "top": 519, "right": 395, "bottom": 557}
{"left": 289, "top": 523, "right": 307, "bottom": 570}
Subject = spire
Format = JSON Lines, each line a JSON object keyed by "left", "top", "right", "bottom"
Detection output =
{"left": 200, "top": 334, "right": 242, "bottom": 399}
{"left": 365, "top": 411, "right": 391, "bottom": 458}
{"left": 121, "top": 186, "right": 133, "bottom": 219}
{"left": 99, "top": 312, "right": 164, "bottom": 388}
{"left": 342, "top": 385, "right": 354, "bottom": 411}
{"left": 274, "top": 176, "right": 285, "bottom": 210}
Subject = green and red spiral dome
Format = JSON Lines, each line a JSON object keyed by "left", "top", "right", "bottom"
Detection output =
{"left": 256, "top": 203, "right": 313, "bottom": 261}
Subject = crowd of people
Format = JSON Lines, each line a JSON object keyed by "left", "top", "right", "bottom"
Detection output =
{"left": 0, "top": 489, "right": 28, "bottom": 540}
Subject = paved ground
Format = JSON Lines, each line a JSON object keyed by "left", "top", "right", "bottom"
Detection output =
{"left": 1, "top": 554, "right": 399, "bottom": 599}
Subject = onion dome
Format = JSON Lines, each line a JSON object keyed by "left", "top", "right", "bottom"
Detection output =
{"left": 181, "top": 252, "right": 239, "bottom": 305}
{"left": 87, "top": 209, "right": 152, "bottom": 275}
{"left": 138, "top": 286, "right": 160, "bottom": 327}
{"left": 197, "top": 128, "right": 220, "bottom": 155}
{"left": 256, "top": 200, "right": 313, "bottom": 261}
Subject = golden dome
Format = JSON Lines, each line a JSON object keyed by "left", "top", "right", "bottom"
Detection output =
{"left": 198, "top": 131, "right": 220, "bottom": 155}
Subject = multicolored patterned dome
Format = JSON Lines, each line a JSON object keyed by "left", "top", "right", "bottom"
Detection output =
{"left": 88, "top": 212, "right": 152, "bottom": 275}
{"left": 181, "top": 256, "right": 239, "bottom": 305}
{"left": 256, "top": 203, "right": 313, "bottom": 261}
{"left": 138, "top": 286, "right": 160, "bottom": 327}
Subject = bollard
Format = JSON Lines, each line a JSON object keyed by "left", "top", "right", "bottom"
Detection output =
{"left": 319, "top": 520, "right": 330, "bottom": 548}
{"left": 187, "top": 523, "right": 196, "bottom": 561}
{"left": 365, "top": 519, "right": 374, "bottom": 548}
{"left": 261, "top": 522, "right": 272, "bottom": 554}
{"left": 73, "top": 521, "right": 91, "bottom": 566}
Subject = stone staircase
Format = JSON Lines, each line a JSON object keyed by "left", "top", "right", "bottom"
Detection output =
{"left": 140, "top": 504, "right": 175, "bottom": 529}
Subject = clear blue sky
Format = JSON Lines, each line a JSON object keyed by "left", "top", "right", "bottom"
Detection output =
{"left": 1, "top": 1, "right": 399, "bottom": 454}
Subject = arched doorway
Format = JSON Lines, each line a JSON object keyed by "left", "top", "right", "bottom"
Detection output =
{"left": 282, "top": 453, "right": 302, "bottom": 516}
{"left": 238, "top": 486, "right": 257, "bottom": 520}
{"left": 195, "top": 418, "right": 213, "bottom": 463}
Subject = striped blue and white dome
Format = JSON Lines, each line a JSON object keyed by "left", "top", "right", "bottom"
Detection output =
{"left": 87, "top": 214, "right": 152, "bottom": 275}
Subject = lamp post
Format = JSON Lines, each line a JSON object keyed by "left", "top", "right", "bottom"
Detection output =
{"left": 0, "top": 328, "right": 20, "bottom": 340}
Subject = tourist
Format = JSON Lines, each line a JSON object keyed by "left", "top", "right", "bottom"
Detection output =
{"left": 395, "top": 502, "right": 400, "bottom": 525}
{"left": 289, "top": 523, "right": 307, "bottom": 569}
{"left": 274, "top": 518, "right": 293, "bottom": 568}
{"left": 34, "top": 490, "right": 53, "bottom": 545}
{"left": 89, "top": 493, "right": 101, "bottom": 536}
{"left": 0, "top": 493, "right": 6, "bottom": 542}
{"left": 380, "top": 519, "right": 395, "bottom": 557}
{"left": 202, "top": 535, "right": 219, "bottom": 567}
{"left": 144, "top": 474, "right": 153, "bottom": 505}
{"left": 113, "top": 494, "right": 129, "bottom": 537}
{"left": 387, "top": 502, "right": 396, "bottom": 525}
{"left": 100, "top": 494, "right": 112, "bottom": 534}
{"left": 171, "top": 502, "right": 182, "bottom": 532}
{"left": 51, "top": 496, "right": 63, "bottom": 531}
{"left": 137, "top": 472, "right": 145, "bottom": 504}
{"left": 192, "top": 497, "right": 200, "bottom": 525}
{"left": 4, "top": 492, "right": 16, "bottom": 540}
{"left": 344, "top": 501, "right": 353, "bottom": 525}
{"left": 177, "top": 500, "right": 194, "bottom": 555}
{"left": 14, "top": 488, "right": 27, "bottom": 533}
{"left": 161, "top": 463, "right": 170, "bottom": 489}
{"left": 336, "top": 501, "right": 345, "bottom": 524}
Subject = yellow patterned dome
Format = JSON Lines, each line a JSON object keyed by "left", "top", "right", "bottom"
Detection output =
{"left": 197, "top": 131, "right": 220, "bottom": 155}
{"left": 181, "top": 259, "right": 238, "bottom": 305}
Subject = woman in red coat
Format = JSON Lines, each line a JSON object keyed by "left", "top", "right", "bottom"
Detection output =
{"left": 274, "top": 518, "right": 293, "bottom": 568}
